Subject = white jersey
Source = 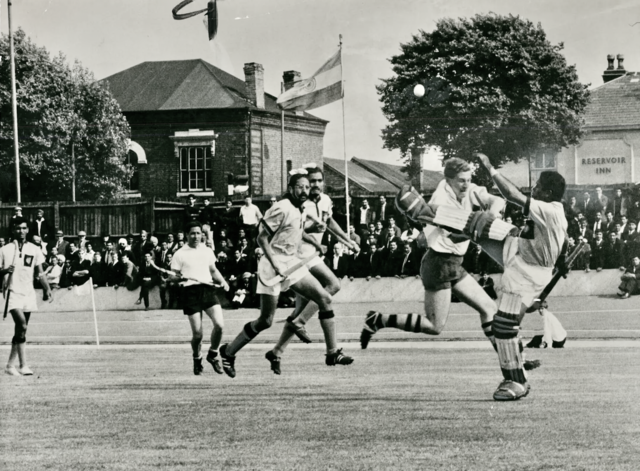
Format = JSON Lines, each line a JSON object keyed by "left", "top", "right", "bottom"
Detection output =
{"left": 170, "top": 244, "right": 217, "bottom": 286}
{"left": 298, "top": 193, "right": 333, "bottom": 259}
{"left": 260, "top": 196, "right": 306, "bottom": 257}
{"left": 0, "top": 241, "right": 44, "bottom": 296}
{"left": 424, "top": 179, "right": 491, "bottom": 256}
{"left": 518, "top": 198, "right": 568, "bottom": 268}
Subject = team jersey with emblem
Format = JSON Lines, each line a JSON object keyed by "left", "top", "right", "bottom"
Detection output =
{"left": 0, "top": 242, "right": 44, "bottom": 296}
{"left": 424, "top": 179, "right": 493, "bottom": 256}
{"left": 298, "top": 193, "right": 333, "bottom": 259}
{"left": 260, "top": 196, "right": 306, "bottom": 257}
{"left": 170, "top": 244, "right": 217, "bottom": 286}
{"left": 518, "top": 199, "right": 567, "bottom": 268}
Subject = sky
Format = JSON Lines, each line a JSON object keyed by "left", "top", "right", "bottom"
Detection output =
{"left": 2, "top": 0, "right": 640, "bottom": 171}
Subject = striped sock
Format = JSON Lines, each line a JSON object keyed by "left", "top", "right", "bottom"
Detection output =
{"left": 482, "top": 321, "right": 497, "bottom": 351}
{"left": 370, "top": 313, "right": 423, "bottom": 333}
{"left": 227, "top": 322, "right": 259, "bottom": 356}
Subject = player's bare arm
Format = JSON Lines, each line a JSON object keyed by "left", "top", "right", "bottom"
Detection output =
{"left": 476, "top": 152, "right": 527, "bottom": 207}
{"left": 35, "top": 264, "right": 54, "bottom": 302}
{"left": 210, "top": 265, "right": 229, "bottom": 292}
{"left": 327, "top": 218, "right": 360, "bottom": 253}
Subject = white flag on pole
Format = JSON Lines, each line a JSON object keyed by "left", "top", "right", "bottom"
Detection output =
{"left": 276, "top": 50, "right": 342, "bottom": 111}
{"left": 74, "top": 279, "right": 92, "bottom": 296}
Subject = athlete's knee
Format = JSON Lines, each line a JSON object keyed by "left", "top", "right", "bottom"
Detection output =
{"left": 12, "top": 323, "right": 27, "bottom": 344}
{"left": 253, "top": 316, "right": 273, "bottom": 331}
{"left": 318, "top": 310, "right": 335, "bottom": 320}
{"left": 191, "top": 330, "right": 203, "bottom": 343}
{"left": 314, "top": 291, "right": 332, "bottom": 311}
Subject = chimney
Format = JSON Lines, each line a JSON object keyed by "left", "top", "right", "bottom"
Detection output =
{"left": 283, "top": 70, "right": 301, "bottom": 91}
{"left": 243, "top": 63, "right": 265, "bottom": 109}
{"left": 603, "top": 54, "right": 627, "bottom": 83}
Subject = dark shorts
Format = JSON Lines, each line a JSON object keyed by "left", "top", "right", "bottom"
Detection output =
{"left": 420, "top": 249, "right": 468, "bottom": 291}
{"left": 182, "top": 284, "right": 220, "bottom": 315}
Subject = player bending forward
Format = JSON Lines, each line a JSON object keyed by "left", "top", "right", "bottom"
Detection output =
{"left": 219, "top": 172, "right": 348, "bottom": 378}
{"left": 360, "top": 158, "right": 505, "bottom": 355}
{"left": 388, "top": 154, "right": 567, "bottom": 401}
{"left": 1, "top": 217, "right": 53, "bottom": 376}
{"left": 265, "top": 165, "right": 357, "bottom": 374}
{"left": 170, "top": 221, "right": 229, "bottom": 375}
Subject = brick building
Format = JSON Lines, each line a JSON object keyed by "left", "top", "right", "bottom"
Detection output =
{"left": 101, "top": 60, "right": 327, "bottom": 201}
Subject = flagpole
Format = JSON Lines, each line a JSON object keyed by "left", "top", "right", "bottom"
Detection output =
{"left": 281, "top": 82, "right": 286, "bottom": 193}
{"left": 8, "top": 0, "right": 21, "bottom": 202}
{"left": 339, "top": 35, "right": 350, "bottom": 231}
{"left": 89, "top": 278, "right": 100, "bottom": 346}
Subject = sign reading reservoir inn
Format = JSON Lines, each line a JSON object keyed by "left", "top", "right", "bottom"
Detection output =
{"left": 575, "top": 139, "right": 634, "bottom": 185}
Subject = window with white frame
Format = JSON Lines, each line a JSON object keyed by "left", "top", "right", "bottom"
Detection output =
{"left": 530, "top": 150, "right": 557, "bottom": 186}
{"left": 179, "top": 146, "right": 212, "bottom": 192}
{"left": 124, "top": 150, "right": 140, "bottom": 192}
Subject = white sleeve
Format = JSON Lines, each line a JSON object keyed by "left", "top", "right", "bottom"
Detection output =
{"left": 526, "top": 198, "right": 550, "bottom": 228}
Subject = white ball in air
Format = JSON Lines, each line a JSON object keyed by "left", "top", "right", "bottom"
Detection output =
{"left": 413, "top": 84, "right": 425, "bottom": 97}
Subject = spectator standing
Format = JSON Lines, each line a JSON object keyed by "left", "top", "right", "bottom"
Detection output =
{"left": 200, "top": 197, "right": 218, "bottom": 230}
{"left": 382, "top": 240, "right": 404, "bottom": 277}
{"left": 594, "top": 187, "right": 609, "bottom": 215}
{"left": 603, "top": 211, "right": 616, "bottom": 234}
{"left": 77, "top": 231, "right": 88, "bottom": 251}
{"left": 590, "top": 231, "right": 606, "bottom": 271}
{"left": 564, "top": 195, "right": 579, "bottom": 220}
{"left": 29, "top": 208, "right": 52, "bottom": 243}
{"left": 326, "top": 243, "right": 350, "bottom": 279}
{"left": 52, "top": 230, "right": 69, "bottom": 258}
{"left": 612, "top": 188, "right": 628, "bottom": 218}
{"left": 239, "top": 196, "right": 263, "bottom": 241}
{"left": 397, "top": 243, "right": 420, "bottom": 277}
{"left": 581, "top": 191, "right": 597, "bottom": 224}
{"left": 356, "top": 199, "right": 375, "bottom": 234}
{"left": 379, "top": 226, "right": 403, "bottom": 250}
{"left": 90, "top": 252, "right": 108, "bottom": 287}
{"left": 375, "top": 195, "right": 390, "bottom": 225}
{"left": 183, "top": 194, "right": 200, "bottom": 229}
{"left": 136, "top": 252, "right": 160, "bottom": 310}
{"left": 348, "top": 225, "right": 361, "bottom": 247}
{"left": 219, "top": 199, "right": 238, "bottom": 235}
{"left": 605, "top": 231, "right": 625, "bottom": 269}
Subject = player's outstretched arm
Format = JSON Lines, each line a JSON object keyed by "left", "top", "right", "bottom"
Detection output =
{"left": 476, "top": 153, "right": 527, "bottom": 208}
{"left": 327, "top": 218, "right": 359, "bottom": 253}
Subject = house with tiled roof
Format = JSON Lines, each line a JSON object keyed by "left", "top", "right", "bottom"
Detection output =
{"left": 101, "top": 60, "right": 327, "bottom": 200}
{"left": 500, "top": 54, "right": 640, "bottom": 199}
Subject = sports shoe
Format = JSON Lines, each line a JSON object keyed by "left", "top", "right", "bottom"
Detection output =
{"left": 325, "top": 348, "right": 354, "bottom": 366}
{"left": 5, "top": 365, "right": 20, "bottom": 376}
{"left": 219, "top": 344, "right": 236, "bottom": 378}
{"left": 360, "top": 311, "right": 379, "bottom": 349}
{"left": 206, "top": 350, "right": 223, "bottom": 375}
{"left": 18, "top": 365, "right": 34, "bottom": 376}
{"left": 493, "top": 380, "right": 530, "bottom": 401}
{"left": 265, "top": 350, "right": 281, "bottom": 375}
{"left": 193, "top": 356, "right": 204, "bottom": 376}
{"left": 286, "top": 320, "right": 312, "bottom": 344}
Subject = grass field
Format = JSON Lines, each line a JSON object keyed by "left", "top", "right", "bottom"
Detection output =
{"left": 2, "top": 343, "right": 639, "bottom": 470}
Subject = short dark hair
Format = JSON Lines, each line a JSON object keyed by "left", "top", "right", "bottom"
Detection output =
{"left": 10, "top": 216, "right": 28, "bottom": 229}
{"left": 305, "top": 167, "right": 324, "bottom": 178}
{"left": 538, "top": 171, "right": 565, "bottom": 202}
{"left": 444, "top": 157, "right": 472, "bottom": 179}
{"left": 186, "top": 220, "right": 203, "bottom": 232}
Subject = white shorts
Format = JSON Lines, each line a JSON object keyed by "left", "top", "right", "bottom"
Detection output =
{"left": 500, "top": 236, "right": 554, "bottom": 308}
{"left": 305, "top": 255, "right": 324, "bottom": 269}
{"left": 5, "top": 290, "right": 39, "bottom": 313}
{"left": 256, "top": 255, "right": 309, "bottom": 297}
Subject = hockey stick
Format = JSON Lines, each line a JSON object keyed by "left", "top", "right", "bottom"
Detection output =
{"left": 3, "top": 240, "right": 20, "bottom": 320}
{"left": 259, "top": 253, "right": 319, "bottom": 288}
{"left": 536, "top": 240, "right": 589, "bottom": 304}
{"left": 148, "top": 260, "right": 222, "bottom": 288}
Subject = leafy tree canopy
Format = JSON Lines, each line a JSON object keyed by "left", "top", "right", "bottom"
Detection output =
{"left": 377, "top": 14, "right": 590, "bottom": 179}
{"left": 0, "top": 28, "right": 131, "bottom": 201}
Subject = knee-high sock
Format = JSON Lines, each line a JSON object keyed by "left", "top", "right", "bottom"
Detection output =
{"left": 227, "top": 321, "right": 260, "bottom": 356}
{"left": 272, "top": 316, "right": 297, "bottom": 357}
{"left": 319, "top": 311, "right": 337, "bottom": 354}
{"left": 493, "top": 292, "right": 526, "bottom": 384}
{"left": 368, "top": 313, "right": 424, "bottom": 334}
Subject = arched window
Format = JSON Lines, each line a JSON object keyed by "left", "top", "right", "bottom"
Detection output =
{"left": 125, "top": 150, "right": 140, "bottom": 192}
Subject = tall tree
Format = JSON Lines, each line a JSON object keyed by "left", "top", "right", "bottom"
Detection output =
{"left": 0, "top": 28, "right": 131, "bottom": 201}
{"left": 377, "top": 14, "right": 590, "bottom": 184}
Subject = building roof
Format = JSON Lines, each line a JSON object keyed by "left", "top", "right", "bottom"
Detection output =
{"left": 323, "top": 158, "right": 400, "bottom": 194}
{"left": 323, "top": 157, "right": 443, "bottom": 195}
{"left": 585, "top": 72, "right": 640, "bottom": 129}
{"left": 100, "top": 59, "right": 322, "bottom": 120}
{"left": 351, "top": 157, "right": 443, "bottom": 191}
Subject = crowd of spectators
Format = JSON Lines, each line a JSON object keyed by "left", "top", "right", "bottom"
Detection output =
{"left": 4, "top": 186, "right": 640, "bottom": 307}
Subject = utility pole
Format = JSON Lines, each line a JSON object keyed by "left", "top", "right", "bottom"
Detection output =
{"left": 8, "top": 0, "right": 21, "bottom": 202}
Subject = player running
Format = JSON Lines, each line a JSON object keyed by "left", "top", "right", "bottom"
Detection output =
{"left": 219, "top": 171, "right": 348, "bottom": 378}
{"left": 1, "top": 217, "right": 53, "bottom": 376}
{"left": 265, "top": 165, "right": 357, "bottom": 374}
{"left": 385, "top": 153, "right": 567, "bottom": 401}
{"left": 169, "top": 221, "right": 229, "bottom": 376}
{"left": 360, "top": 158, "right": 505, "bottom": 352}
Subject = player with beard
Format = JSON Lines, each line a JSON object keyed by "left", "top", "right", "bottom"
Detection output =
{"left": 219, "top": 171, "right": 344, "bottom": 378}
{"left": 265, "top": 165, "right": 358, "bottom": 374}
